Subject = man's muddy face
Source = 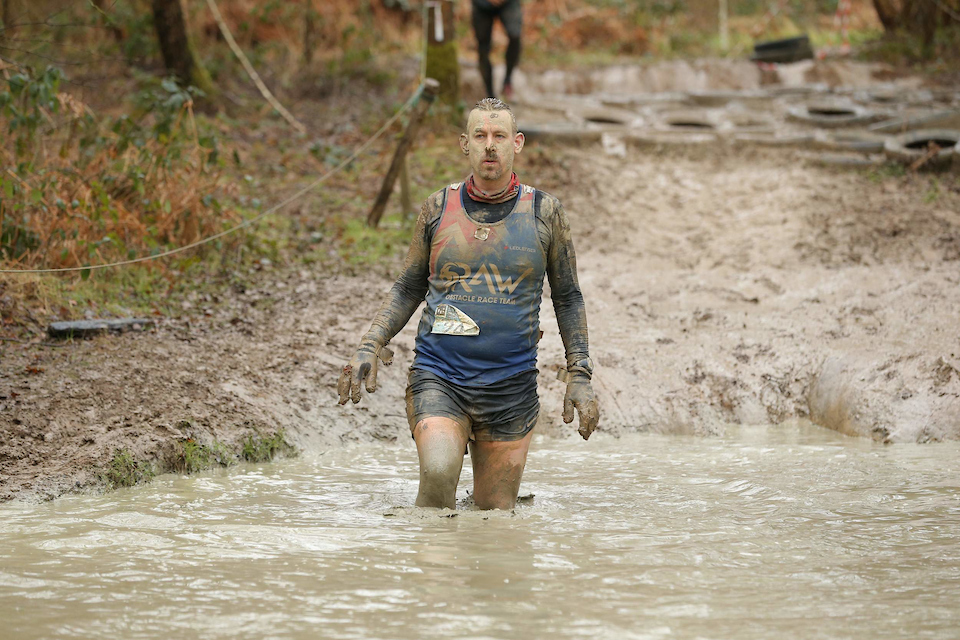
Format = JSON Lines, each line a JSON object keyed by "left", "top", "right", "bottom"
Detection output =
{"left": 459, "top": 110, "right": 524, "bottom": 186}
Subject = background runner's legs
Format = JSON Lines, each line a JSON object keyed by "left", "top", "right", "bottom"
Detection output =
{"left": 469, "top": 430, "right": 533, "bottom": 510}
{"left": 413, "top": 417, "right": 470, "bottom": 509}
{"left": 500, "top": 0, "right": 523, "bottom": 92}
{"left": 472, "top": 5, "right": 497, "bottom": 97}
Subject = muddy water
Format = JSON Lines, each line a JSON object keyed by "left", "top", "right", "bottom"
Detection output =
{"left": 2, "top": 422, "right": 959, "bottom": 640}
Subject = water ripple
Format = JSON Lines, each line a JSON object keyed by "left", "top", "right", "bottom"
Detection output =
{"left": 1, "top": 423, "right": 959, "bottom": 640}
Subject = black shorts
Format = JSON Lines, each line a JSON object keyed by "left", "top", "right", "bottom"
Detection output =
{"left": 405, "top": 367, "right": 539, "bottom": 442}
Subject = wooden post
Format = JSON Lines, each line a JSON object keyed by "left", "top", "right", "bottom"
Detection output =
{"left": 718, "top": 0, "right": 729, "bottom": 52}
{"left": 367, "top": 79, "right": 440, "bottom": 228}
{"left": 424, "top": 0, "right": 459, "bottom": 108}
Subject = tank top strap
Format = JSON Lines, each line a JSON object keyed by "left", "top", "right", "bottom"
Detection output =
{"left": 518, "top": 183, "right": 535, "bottom": 205}
{"left": 442, "top": 183, "right": 465, "bottom": 217}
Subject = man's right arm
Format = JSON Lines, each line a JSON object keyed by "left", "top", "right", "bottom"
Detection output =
{"left": 357, "top": 191, "right": 443, "bottom": 353}
{"left": 338, "top": 191, "right": 443, "bottom": 405}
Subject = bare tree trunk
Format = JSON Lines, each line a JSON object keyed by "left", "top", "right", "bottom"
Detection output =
{"left": 91, "top": 0, "right": 125, "bottom": 43}
{"left": 871, "top": 0, "right": 956, "bottom": 59}
{"left": 872, "top": 0, "right": 901, "bottom": 31}
{"left": 151, "top": 0, "right": 214, "bottom": 95}
{"left": 919, "top": 0, "right": 938, "bottom": 59}
{"left": 303, "top": 0, "right": 315, "bottom": 65}
{"left": 900, "top": 0, "right": 939, "bottom": 58}
{"left": 1, "top": 0, "right": 15, "bottom": 41}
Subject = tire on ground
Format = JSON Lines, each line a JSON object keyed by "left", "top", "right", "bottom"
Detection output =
{"left": 686, "top": 90, "right": 771, "bottom": 108}
{"left": 657, "top": 110, "right": 718, "bottom": 132}
{"left": 565, "top": 105, "right": 642, "bottom": 127}
{"left": 626, "top": 131, "right": 718, "bottom": 148}
{"left": 519, "top": 122, "right": 603, "bottom": 145}
{"left": 807, "top": 152, "right": 884, "bottom": 168}
{"left": 883, "top": 129, "right": 960, "bottom": 169}
{"left": 869, "top": 109, "right": 960, "bottom": 134}
{"left": 750, "top": 35, "right": 814, "bottom": 63}
{"left": 732, "top": 132, "right": 817, "bottom": 149}
{"left": 813, "top": 131, "right": 888, "bottom": 153}
{"left": 723, "top": 111, "right": 776, "bottom": 133}
{"left": 787, "top": 103, "right": 883, "bottom": 128}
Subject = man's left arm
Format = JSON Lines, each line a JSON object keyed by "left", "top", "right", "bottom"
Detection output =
{"left": 542, "top": 197, "right": 601, "bottom": 440}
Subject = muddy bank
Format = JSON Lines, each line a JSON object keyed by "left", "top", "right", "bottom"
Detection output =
{"left": 2, "top": 142, "right": 959, "bottom": 501}
{"left": 0, "top": 267, "right": 424, "bottom": 501}
{"left": 552, "top": 144, "right": 960, "bottom": 442}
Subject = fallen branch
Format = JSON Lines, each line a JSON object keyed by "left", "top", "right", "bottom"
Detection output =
{"left": 909, "top": 141, "right": 942, "bottom": 171}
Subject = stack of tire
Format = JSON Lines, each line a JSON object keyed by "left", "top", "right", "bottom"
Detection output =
{"left": 883, "top": 129, "right": 960, "bottom": 170}
{"left": 750, "top": 35, "right": 814, "bottom": 64}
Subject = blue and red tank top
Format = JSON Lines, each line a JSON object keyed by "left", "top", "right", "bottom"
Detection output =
{"left": 412, "top": 182, "right": 546, "bottom": 386}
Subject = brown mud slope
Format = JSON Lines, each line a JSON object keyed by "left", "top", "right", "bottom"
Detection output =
{"left": 551, "top": 146, "right": 960, "bottom": 442}
{"left": 2, "top": 145, "right": 960, "bottom": 501}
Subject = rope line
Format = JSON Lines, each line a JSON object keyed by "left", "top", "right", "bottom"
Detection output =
{"left": 204, "top": 0, "right": 307, "bottom": 135}
{"left": 0, "top": 87, "right": 422, "bottom": 274}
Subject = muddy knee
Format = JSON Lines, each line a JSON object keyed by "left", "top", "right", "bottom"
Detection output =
{"left": 412, "top": 417, "right": 468, "bottom": 508}
{"left": 420, "top": 459, "right": 460, "bottom": 492}
{"left": 416, "top": 461, "right": 461, "bottom": 508}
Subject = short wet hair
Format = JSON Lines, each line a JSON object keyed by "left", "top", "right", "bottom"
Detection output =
{"left": 468, "top": 97, "right": 518, "bottom": 135}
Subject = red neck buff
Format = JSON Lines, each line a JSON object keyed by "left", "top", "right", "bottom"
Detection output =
{"left": 465, "top": 172, "right": 520, "bottom": 204}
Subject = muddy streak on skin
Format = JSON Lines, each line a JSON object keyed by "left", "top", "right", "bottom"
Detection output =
{"left": 357, "top": 190, "right": 590, "bottom": 371}
{"left": 413, "top": 418, "right": 467, "bottom": 508}
{"left": 481, "top": 460, "right": 525, "bottom": 510}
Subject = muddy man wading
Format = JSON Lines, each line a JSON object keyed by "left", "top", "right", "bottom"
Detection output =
{"left": 338, "top": 98, "right": 599, "bottom": 510}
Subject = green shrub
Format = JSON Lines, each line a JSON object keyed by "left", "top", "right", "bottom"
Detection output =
{"left": 101, "top": 449, "right": 155, "bottom": 489}
{"left": 174, "top": 437, "right": 238, "bottom": 473}
{"left": 241, "top": 430, "right": 292, "bottom": 463}
{"left": 1, "top": 67, "right": 236, "bottom": 270}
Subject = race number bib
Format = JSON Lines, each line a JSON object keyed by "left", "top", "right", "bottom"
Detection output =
{"left": 431, "top": 304, "right": 480, "bottom": 336}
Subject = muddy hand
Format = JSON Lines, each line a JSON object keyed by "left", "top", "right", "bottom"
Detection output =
{"left": 337, "top": 347, "right": 394, "bottom": 405}
{"left": 562, "top": 375, "right": 600, "bottom": 440}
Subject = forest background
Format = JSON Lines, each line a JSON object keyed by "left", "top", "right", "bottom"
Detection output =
{"left": 1, "top": 0, "right": 958, "bottom": 335}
